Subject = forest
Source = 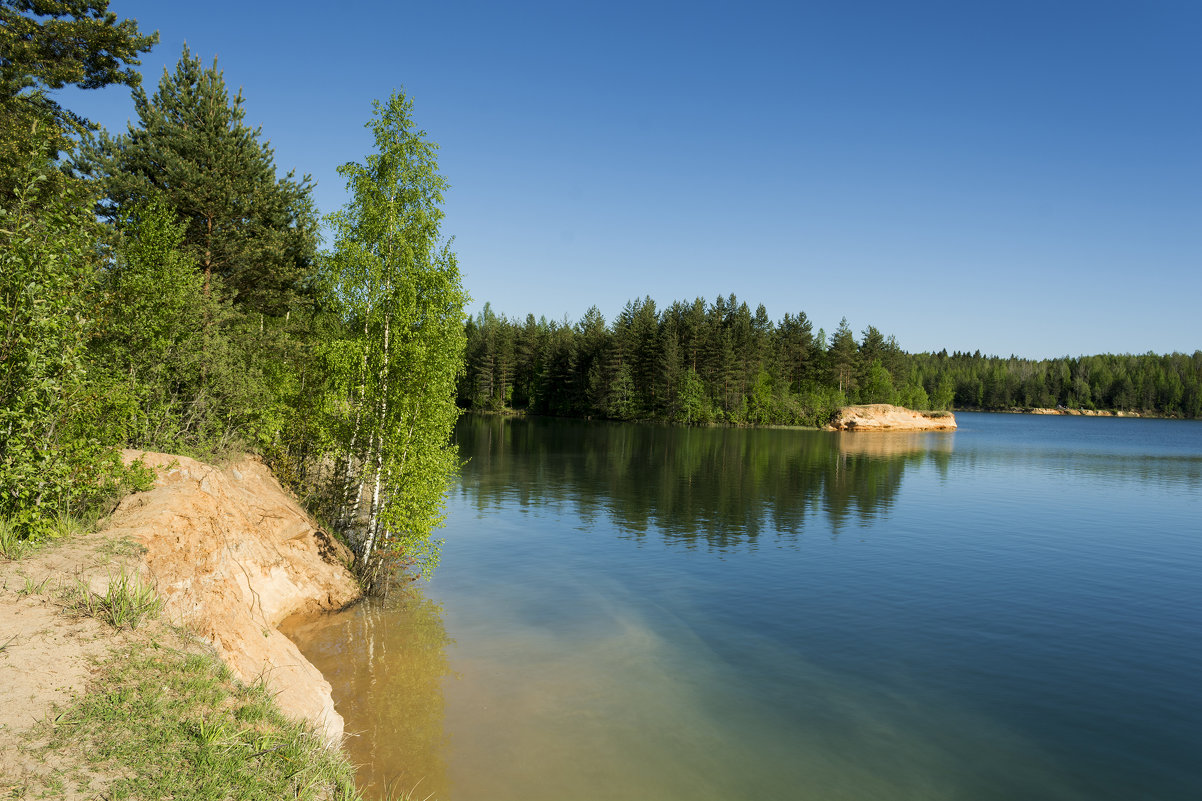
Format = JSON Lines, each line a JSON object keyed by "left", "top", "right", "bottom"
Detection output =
{"left": 0, "top": 2, "right": 467, "bottom": 589}
{"left": 4, "top": 3, "right": 1199, "bottom": 576}
{"left": 459, "top": 297, "right": 1202, "bottom": 424}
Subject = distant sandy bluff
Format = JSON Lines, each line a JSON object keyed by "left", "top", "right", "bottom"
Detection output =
{"left": 826, "top": 404, "right": 957, "bottom": 432}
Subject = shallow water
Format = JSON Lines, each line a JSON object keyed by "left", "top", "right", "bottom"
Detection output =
{"left": 288, "top": 413, "right": 1202, "bottom": 800}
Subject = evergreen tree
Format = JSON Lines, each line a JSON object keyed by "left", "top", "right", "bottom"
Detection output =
{"left": 828, "top": 317, "right": 858, "bottom": 397}
{"left": 511, "top": 314, "right": 544, "bottom": 409}
{"left": 86, "top": 46, "right": 317, "bottom": 314}
{"left": 454, "top": 292, "right": 1202, "bottom": 423}
{"left": 0, "top": 0, "right": 156, "bottom": 196}
{"left": 775, "top": 311, "right": 815, "bottom": 390}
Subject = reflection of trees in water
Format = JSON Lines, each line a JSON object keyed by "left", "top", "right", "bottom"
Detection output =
{"left": 284, "top": 589, "right": 453, "bottom": 801}
{"left": 455, "top": 416, "right": 955, "bottom": 548}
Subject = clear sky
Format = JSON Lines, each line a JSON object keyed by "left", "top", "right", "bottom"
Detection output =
{"left": 60, "top": 0, "right": 1201, "bottom": 359}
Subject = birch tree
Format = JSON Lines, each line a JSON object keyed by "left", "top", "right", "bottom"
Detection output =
{"left": 323, "top": 91, "right": 468, "bottom": 592}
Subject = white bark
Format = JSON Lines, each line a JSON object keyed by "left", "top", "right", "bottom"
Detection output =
{"left": 362, "top": 308, "right": 391, "bottom": 566}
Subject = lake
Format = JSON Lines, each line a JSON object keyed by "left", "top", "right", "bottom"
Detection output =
{"left": 286, "top": 412, "right": 1202, "bottom": 801}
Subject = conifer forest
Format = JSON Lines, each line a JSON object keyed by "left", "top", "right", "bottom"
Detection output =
{"left": 459, "top": 299, "right": 1202, "bottom": 426}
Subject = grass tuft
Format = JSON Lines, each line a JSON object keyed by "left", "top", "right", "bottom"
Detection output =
{"left": 0, "top": 517, "right": 29, "bottom": 560}
{"left": 73, "top": 570, "right": 164, "bottom": 630}
{"left": 49, "top": 513, "right": 89, "bottom": 540}
{"left": 381, "top": 776, "right": 437, "bottom": 801}
{"left": 18, "top": 573, "right": 53, "bottom": 596}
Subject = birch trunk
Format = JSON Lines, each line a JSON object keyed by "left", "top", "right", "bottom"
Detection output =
{"left": 362, "top": 308, "right": 391, "bottom": 566}
{"left": 337, "top": 317, "right": 372, "bottom": 536}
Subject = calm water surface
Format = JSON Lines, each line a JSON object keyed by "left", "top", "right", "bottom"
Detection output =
{"left": 286, "top": 412, "right": 1202, "bottom": 800}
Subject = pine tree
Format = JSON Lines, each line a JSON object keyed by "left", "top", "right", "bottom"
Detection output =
{"left": 0, "top": 0, "right": 156, "bottom": 197}
{"left": 86, "top": 46, "right": 316, "bottom": 315}
{"left": 828, "top": 317, "right": 858, "bottom": 398}
{"left": 775, "top": 311, "right": 815, "bottom": 390}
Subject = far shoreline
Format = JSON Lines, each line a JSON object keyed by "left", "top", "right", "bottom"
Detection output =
{"left": 458, "top": 405, "right": 1194, "bottom": 428}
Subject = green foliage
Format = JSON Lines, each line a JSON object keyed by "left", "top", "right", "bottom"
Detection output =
{"left": 747, "top": 369, "right": 774, "bottom": 424}
{"left": 930, "top": 373, "right": 955, "bottom": 411}
{"left": 85, "top": 45, "right": 317, "bottom": 315}
{"left": 461, "top": 294, "right": 1202, "bottom": 424}
{"left": 1, "top": 13, "right": 311, "bottom": 549}
{"left": 77, "top": 45, "right": 332, "bottom": 470}
{"left": 0, "top": 0, "right": 156, "bottom": 195}
{"left": 82, "top": 196, "right": 286, "bottom": 456}
{"left": 0, "top": 1, "right": 156, "bottom": 97}
{"left": 910, "top": 349, "right": 1202, "bottom": 416}
{"left": 86, "top": 197, "right": 208, "bottom": 448}
{"left": 860, "top": 359, "right": 896, "bottom": 405}
{"left": 827, "top": 317, "right": 858, "bottom": 397}
{"left": 461, "top": 296, "right": 858, "bottom": 427}
{"left": 320, "top": 90, "right": 468, "bottom": 590}
{"left": 897, "top": 375, "right": 930, "bottom": 410}
{"left": 675, "top": 367, "right": 711, "bottom": 424}
{"left": 0, "top": 157, "right": 133, "bottom": 540}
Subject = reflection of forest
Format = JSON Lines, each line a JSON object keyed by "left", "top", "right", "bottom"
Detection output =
{"left": 837, "top": 431, "right": 955, "bottom": 459}
{"left": 455, "top": 416, "right": 956, "bottom": 547}
{"left": 282, "top": 590, "right": 452, "bottom": 800}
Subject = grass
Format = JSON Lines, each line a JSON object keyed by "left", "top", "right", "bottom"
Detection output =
{"left": 23, "top": 640, "right": 363, "bottom": 801}
{"left": 0, "top": 457, "right": 157, "bottom": 563}
{"left": 72, "top": 569, "right": 164, "bottom": 630}
{"left": 18, "top": 574, "right": 52, "bottom": 596}
{"left": 1, "top": 512, "right": 104, "bottom": 561}
{"left": 0, "top": 517, "right": 29, "bottom": 560}
{"left": 381, "top": 778, "right": 437, "bottom": 801}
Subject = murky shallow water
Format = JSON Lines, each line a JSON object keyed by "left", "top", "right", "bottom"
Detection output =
{"left": 286, "top": 413, "right": 1202, "bottom": 800}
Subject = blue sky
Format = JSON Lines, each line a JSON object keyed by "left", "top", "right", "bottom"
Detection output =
{"left": 61, "top": 1, "right": 1201, "bottom": 359}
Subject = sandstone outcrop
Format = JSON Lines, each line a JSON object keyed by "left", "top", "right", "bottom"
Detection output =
{"left": 107, "top": 451, "right": 361, "bottom": 744}
{"left": 826, "top": 404, "right": 957, "bottom": 432}
{"left": 1026, "top": 407, "right": 1140, "bottom": 417}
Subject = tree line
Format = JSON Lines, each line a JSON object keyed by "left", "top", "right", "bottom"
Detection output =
{"left": 0, "top": 1, "right": 467, "bottom": 590}
{"left": 459, "top": 298, "right": 1201, "bottom": 423}
{"left": 910, "top": 350, "right": 1202, "bottom": 418}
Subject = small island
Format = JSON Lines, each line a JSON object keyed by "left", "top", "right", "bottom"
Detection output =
{"left": 826, "top": 404, "right": 957, "bottom": 431}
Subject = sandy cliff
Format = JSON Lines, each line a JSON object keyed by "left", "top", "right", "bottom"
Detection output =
{"left": 106, "top": 451, "right": 361, "bottom": 744}
{"left": 1026, "top": 407, "right": 1140, "bottom": 417}
{"left": 826, "top": 404, "right": 958, "bottom": 432}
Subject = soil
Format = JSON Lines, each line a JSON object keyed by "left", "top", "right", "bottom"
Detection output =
{"left": 0, "top": 530, "right": 168, "bottom": 796}
{"left": 1, "top": 450, "right": 362, "bottom": 795}
{"left": 104, "top": 451, "right": 362, "bottom": 743}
